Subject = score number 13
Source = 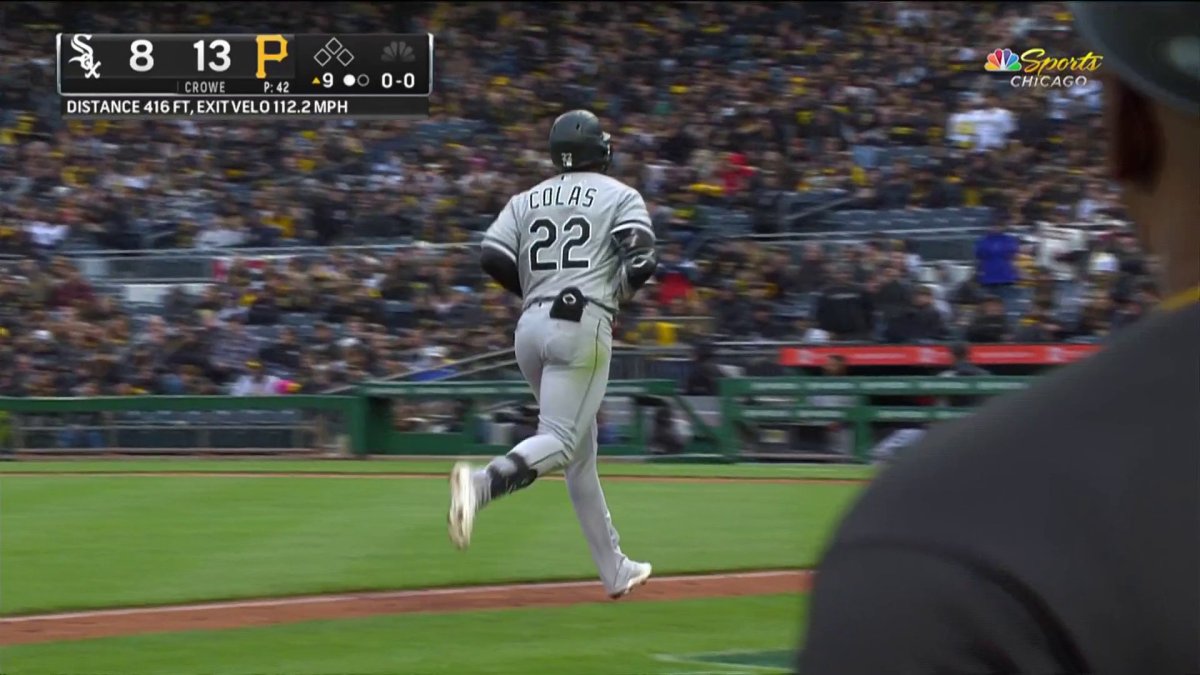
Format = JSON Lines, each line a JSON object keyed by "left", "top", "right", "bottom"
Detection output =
{"left": 193, "top": 39, "right": 231, "bottom": 73}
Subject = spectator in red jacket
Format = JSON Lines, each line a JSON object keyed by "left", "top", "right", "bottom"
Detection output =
{"left": 720, "top": 152, "right": 755, "bottom": 196}
{"left": 654, "top": 246, "right": 698, "bottom": 307}
{"left": 51, "top": 270, "right": 94, "bottom": 308}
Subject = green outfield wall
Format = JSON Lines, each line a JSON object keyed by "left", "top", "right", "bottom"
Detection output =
{"left": 0, "top": 377, "right": 1035, "bottom": 460}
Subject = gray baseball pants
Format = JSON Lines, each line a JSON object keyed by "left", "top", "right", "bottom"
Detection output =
{"left": 471, "top": 300, "right": 632, "bottom": 593}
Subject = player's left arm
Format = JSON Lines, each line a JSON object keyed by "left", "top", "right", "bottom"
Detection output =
{"left": 611, "top": 190, "right": 658, "bottom": 302}
{"left": 481, "top": 197, "right": 523, "bottom": 298}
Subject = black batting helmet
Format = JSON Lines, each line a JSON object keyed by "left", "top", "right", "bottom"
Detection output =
{"left": 549, "top": 109, "right": 612, "bottom": 173}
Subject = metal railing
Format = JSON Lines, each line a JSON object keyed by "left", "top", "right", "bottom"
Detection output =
{"left": 62, "top": 241, "right": 474, "bottom": 259}
{"left": 743, "top": 226, "right": 988, "bottom": 244}
{"left": 322, "top": 340, "right": 803, "bottom": 394}
{"left": 50, "top": 231, "right": 986, "bottom": 285}
{"left": 322, "top": 346, "right": 518, "bottom": 394}
{"left": 63, "top": 242, "right": 476, "bottom": 284}
{"left": 784, "top": 193, "right": 861, "bottom": 228}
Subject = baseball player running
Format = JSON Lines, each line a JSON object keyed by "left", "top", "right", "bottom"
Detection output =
{"left": 448, "top": 110, "right": 658, "bottom": 599}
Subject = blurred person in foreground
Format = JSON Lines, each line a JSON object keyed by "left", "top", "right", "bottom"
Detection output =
{"left": 797, "top": 4, "right": 1200, "bottom": 674}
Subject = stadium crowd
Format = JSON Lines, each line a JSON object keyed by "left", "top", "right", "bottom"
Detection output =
{"left": 0, "top": 1, "right": 1162, "bottom": 397}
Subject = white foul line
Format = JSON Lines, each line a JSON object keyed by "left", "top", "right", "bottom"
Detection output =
{"left": 0, "top": 570, "right": 811, "bottom": 624}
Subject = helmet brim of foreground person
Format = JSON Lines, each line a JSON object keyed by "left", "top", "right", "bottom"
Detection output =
{"left": 1071, "top": 2, "right": 1200, "bottom": 115}
{"left": 549, "top": 109, "right": 612, "bottom": 173}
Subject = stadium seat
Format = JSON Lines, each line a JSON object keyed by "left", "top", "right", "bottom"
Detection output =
{"left": 283, "top": 313, "right": 315, "bottom": 327}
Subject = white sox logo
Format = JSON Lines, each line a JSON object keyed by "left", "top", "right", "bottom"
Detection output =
{"left": 68, "top": 34, "right": 102, "bottom": 79}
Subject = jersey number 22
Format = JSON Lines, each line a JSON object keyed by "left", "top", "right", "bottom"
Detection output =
{"left": 529, "top": 216, "right": 592, "bottom": 271}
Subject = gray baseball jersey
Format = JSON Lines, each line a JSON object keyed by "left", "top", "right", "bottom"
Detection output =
{"left": 469, "top": 171, "right": 655, "bottom": 595}
{"left": 482, "top": 171, "right": 653, "bottom": 310}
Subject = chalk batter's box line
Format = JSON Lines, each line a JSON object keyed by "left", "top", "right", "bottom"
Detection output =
{"left": 654, "top": 650, "right": 792, "bottom": 673}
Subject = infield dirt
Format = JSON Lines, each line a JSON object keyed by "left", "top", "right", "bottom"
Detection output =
{"left": 0, "top": 570, "right": 811, "bottom": 645}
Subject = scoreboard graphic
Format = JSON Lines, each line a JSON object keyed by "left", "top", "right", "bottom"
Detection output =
{"left": 58, "top": 33, "right": 433, "bottom": 120}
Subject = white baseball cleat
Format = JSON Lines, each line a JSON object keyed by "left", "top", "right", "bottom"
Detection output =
{"left": 609, "top": 560, "right": 653, "bottom": 599}
{"left": 448, "top": 462, "right": 477, "bottom": 550}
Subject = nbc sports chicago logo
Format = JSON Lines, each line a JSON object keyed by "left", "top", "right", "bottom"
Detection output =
{"left": 985, "top": 47, "right": 1103, "bottom": 89}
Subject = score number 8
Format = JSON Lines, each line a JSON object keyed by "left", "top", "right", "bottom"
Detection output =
{"left": 130, "top": 39, "right": 155, "bottom": 72}
{"left": 381, "top": 72, "right": 417, "bottom": 89}
{"left": 128, "top": 39, "right": 231, "bottom": 73}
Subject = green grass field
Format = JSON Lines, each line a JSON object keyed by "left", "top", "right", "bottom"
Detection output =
{"left": 0, "top": 459, "right": 867, "bottom": 674}
{"left": 0, "top": 457, "right": 878, "bottom": 480}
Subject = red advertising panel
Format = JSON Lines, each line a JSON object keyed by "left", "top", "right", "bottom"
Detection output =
{"left": 779, "top": 344, "right": 1101, "bottom": 367}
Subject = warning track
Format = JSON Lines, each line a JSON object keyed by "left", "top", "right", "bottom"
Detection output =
{"left": 0, "top": 570, "right": 812, "bottom": 646}
{"left": 0, "top": 471, "right": 868, "bottom": 486}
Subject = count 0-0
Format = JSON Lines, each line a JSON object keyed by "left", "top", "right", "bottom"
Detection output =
{"left": 381, "top": 72, "right": 416, "bottom": 89}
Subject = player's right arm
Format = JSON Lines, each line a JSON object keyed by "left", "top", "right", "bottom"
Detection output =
{"left": 481, "top": 196, "right": 523, "bottom": 299}
{"left": 611, "top": 189, "right": 657, "bottom": 302}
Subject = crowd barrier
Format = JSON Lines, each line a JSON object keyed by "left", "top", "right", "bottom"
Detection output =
{"left": 0, "top": 377, "right": 1037, "bottom": 461}
{"left": 717, "top": 376, "right": 1031, "bottom": 460}
{"left": 0, "top": 395, "right": 362, "bottom": 455}
{"left": 354, "top": 379, "right": 716, "bottom": 457}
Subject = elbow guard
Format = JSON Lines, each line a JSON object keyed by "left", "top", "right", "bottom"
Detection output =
{"left": 622, "top": 249, "right": 658, "bottom": 294}
{"left": 481, "top": 247, "right": 523, "bottom": 298}
{"left": 613, "top": 228, "right": 658, "bottom": 300}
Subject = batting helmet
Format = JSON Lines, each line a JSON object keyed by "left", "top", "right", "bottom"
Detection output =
{"left": 548, "top": 109, "right": 612, "bottom": 173}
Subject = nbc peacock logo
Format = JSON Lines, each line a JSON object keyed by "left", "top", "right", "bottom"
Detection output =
{"left": 985, "top": 48, "right": 1022, "bottom": 72}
